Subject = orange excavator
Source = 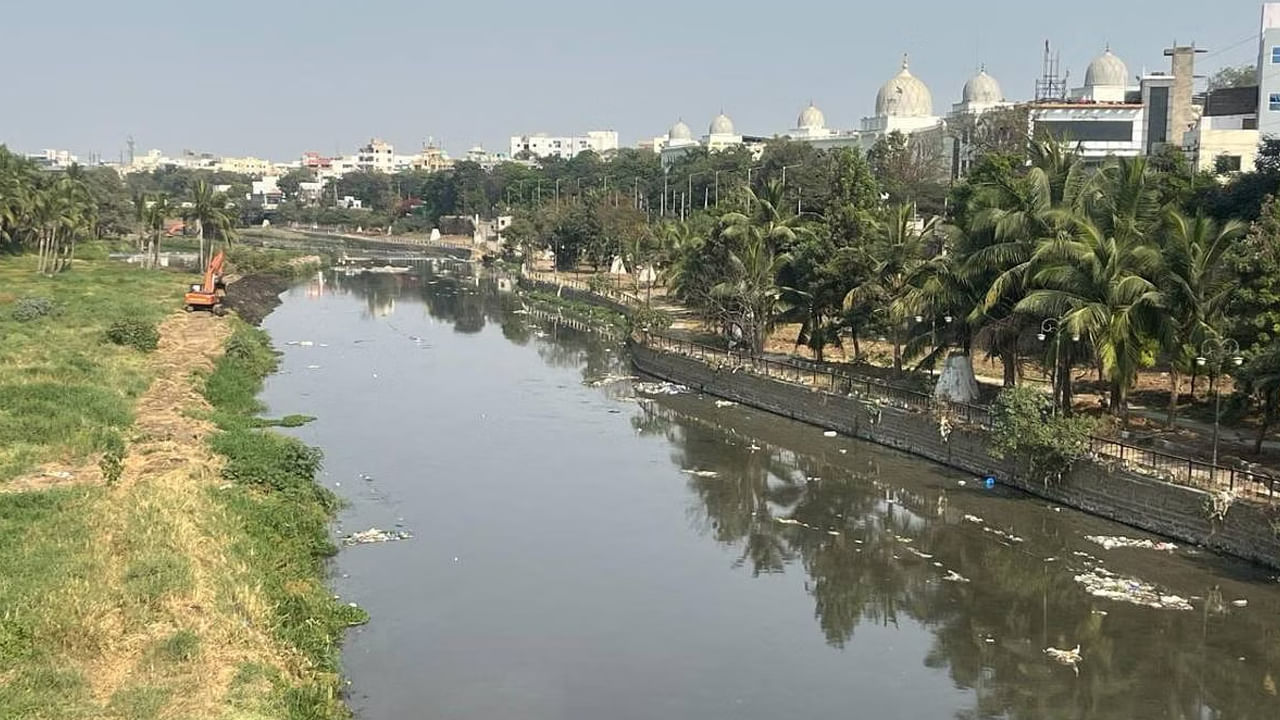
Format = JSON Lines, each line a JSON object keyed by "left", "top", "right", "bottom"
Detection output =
{"left": 184, "top": 250, "right": 228, "bottom": 315}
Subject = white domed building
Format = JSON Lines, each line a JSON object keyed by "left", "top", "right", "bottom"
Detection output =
{"left": 704, "top": 111, "right": 743, "bottom": 150}
{"left": 861, "top": 56, "right": 943, "bottom": 138}
{"left": 1071, "top": 47, "right": 1133, "bottom": 103}
{"left": 953, "top": 67, "right": 1008, "bottom": 115}
{"left": 790, "top": 102, "right": 836, "bottom": 139}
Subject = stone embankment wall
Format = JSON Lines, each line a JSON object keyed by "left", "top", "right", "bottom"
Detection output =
{"left": 631, "top": 343, "right": 1280, "bottom": 569}
{"left": 518, "top": 277, "right": 632, "bottom": 316}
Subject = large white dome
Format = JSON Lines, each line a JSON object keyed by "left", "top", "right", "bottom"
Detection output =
{"left": 1085, "top": 48, "right": 1129, "bottom": 88}
{"left": 668, "top": 119, "right": 693, "bottom": 142}
{"left": 709, "top": 112, "right": 735, "bottom": 136}
{"left": 875, "top": 56, "right": 933, "bottom": 118}
{"left": 797, "top": 102, "right": 825, "bottom": 129}
{"left": 962, "top": 69, "right": 1003, "bottom": 104}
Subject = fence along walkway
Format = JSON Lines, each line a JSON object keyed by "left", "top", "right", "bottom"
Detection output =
{"left": 636, "top": 332, "right": 1278, "bottom": 505}
{"left": 519, "top": 269, "right": 1278, "bottom": 503}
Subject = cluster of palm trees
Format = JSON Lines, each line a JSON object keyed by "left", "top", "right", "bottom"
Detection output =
{"left": 656, "top": 140, "right": 1251, "bottom": 422}
{"left": 1, "top": 146, "right": 236, "bottom": 272}
{"left": 131, "top": 180, "right": 235, "bottom": 270}
{"left": 0, "top": 150, "right": 98, "bottom": 274}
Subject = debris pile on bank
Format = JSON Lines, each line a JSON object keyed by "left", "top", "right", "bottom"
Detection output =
{"left": 225, "top": 274, "right": 290, "bottom": 325}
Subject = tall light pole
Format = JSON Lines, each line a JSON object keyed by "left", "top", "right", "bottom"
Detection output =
{"left": 1196, "top": 337, "right": 1243, "bottom": 470}
{"left": 687, "top": 171, "right": 708, "bottom": 213}
{"left": 745, "top": 165, "right": 763, "bottom": 208}
{"left": 914, "top": 312, "right": 954, "bottom": 377}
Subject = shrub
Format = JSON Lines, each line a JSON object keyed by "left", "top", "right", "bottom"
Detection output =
{"left": 97, "top": 429, "right": 126, "bottom": 485}
{"left": 630, "top": 306, "right": 673, "bottom": 333}
{"left": 11, "top": 297, "right": 57, "bottom": 322}
{"left": 989, "top": 385, "right": 1095, "bottom": 484}
{"left": 105, "top": 318, "right": 160, "bottom": 352}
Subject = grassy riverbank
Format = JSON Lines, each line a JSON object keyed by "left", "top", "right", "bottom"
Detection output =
{"left": 0, "top": 252, "right": 355, "bottom": 719}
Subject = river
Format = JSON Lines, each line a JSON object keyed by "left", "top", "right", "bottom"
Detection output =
{"left": 259, "top": 260, "right": 1280, "bottom": 720}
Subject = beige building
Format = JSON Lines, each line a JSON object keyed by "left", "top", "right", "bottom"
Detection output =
{"left": 1184, "top": 86, "right": 1259, "bottom": 173}
{"left": 216, "top": 156, "right": 274, "bottom": 175}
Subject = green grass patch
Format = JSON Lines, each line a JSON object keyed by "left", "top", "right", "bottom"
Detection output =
{"left": 0, "top": 252, "right": 194, "bottom": 481}
{"left": 204, "top": 318, "right": 354, "bottom": 719}
{"left": 156, "top": 630, "right": 201, "bottom": 663}
{"left": 0, "top": 488, "right": 98, "bottom": 717}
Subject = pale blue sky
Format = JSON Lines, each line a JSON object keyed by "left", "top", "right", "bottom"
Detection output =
{"left": 1, "top": 0, "right": 1264, "bottom": 162}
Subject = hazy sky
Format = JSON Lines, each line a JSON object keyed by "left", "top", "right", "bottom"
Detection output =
{"left": 1, "top": 0, "right": 1265, "bottom": 162}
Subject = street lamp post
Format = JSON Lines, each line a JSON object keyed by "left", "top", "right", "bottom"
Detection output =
{"left": 1037, "top": 318, "right": 1079, "bottom": 416}
{"left": 1195, "top": 337, "right": 1244, "bottom": 470}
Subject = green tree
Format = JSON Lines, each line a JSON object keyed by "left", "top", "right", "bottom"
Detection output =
{"left": 711, "top": 225, "right": 789, "bottom": 355}
{"left": 185, "top": 180, "right": 235, "bottom": 269}
{"left": 1158, "top": 210, "right": 1245, "bottom": 425}
{"left": 1207, "top": 64, "right": 1257, "bottom": 90}
{"left": 278, "top": 168, "right": 316, "bottom": 201}
{"left": 844, "top": 204, "right": 937, "bottom": 372}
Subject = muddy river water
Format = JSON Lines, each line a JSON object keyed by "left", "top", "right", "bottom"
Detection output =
{"left": 260, "top": 261, "right": 1280, "bottom": 719}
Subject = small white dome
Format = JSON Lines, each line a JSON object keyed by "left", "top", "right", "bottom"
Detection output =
{"left": 797, "top": 102, "right": 825, "bottom": 129}
{"left": 962, "top": 69, "right": 1003, "bottom": 104}
{"left": 875, "top": 55, "right": 933, "bottom": 118}
{"left": 1085, "top": 48, "right": 1129, "bottom": 88}
{"left": 668, "top": 119, "right": 693, "bottom": 142}
{"left": 709, "top": 112, "right": 735, "bottom": 136}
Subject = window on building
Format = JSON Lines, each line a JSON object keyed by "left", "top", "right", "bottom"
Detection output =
{"left": 1272, "top": 46, "right": 1280, "bottom": 64}
{"left": 1215, "top": 155, "right": 1243, "bottom": 173}
{"left": 1270, "top": 93, "right": 1280, "bottom": 111}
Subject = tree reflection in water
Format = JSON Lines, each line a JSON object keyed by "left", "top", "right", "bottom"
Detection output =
{"left": 334, "top": 262, "right": 1280, "bottom": 720}
{"left": 632, "top": 399, "right": 1280, "bottom": 720}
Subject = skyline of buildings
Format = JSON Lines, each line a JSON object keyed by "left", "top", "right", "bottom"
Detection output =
{"left": 10, "top": 5, "right": 1277, "bottom": 185}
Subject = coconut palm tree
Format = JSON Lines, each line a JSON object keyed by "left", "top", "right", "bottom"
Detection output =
{"left": 844, "top": 204, "right": 937, "bottom": 373}
{"left": 711, "top": 221, "right": 790, "bottom": 354}
{"left": 1017, "top": 215, "right": 1165, "bottom": 417}
{"left": 185, "top": 180, "right": 235, "bottom": 269}
{"left": 969, "top": 140, "right": 1088, "bottom": 386}
{"left": 145, "top": 194, "right": 172, "bottom": 268}
{"left": 1159, "top": 210, "right": 1246, "bottom": 426}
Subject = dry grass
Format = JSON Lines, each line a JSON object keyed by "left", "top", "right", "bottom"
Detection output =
{"left": 0, "top": 299, "right": 303, "bottom": 718}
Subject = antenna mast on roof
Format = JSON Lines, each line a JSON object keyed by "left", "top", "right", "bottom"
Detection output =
{"left": 1035, "top": 40, "right": 1067, "bottom": 101}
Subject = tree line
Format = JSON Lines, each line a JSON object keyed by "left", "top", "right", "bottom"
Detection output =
{"left": 0, "top": 147, "right": 237, "bottom": 269}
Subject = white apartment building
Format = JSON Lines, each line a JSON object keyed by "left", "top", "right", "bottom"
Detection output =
{"left": 356, "top": 138, "right": 396, "bottom": 173}
{"left": 510, "top": 130, "right": 619, "bottom": 160}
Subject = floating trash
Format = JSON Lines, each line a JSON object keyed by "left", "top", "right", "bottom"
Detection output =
{"left": 1086, "top": 536, "right": 1178, "bottom": 552}
{"left": 963, "top": 514, "right": 984, "bottom": 525}
{"left": 1044, "top": 645, "right": 1082, "bottom": 672}
{"left": 634, "top": 381, "right": 690, "bottom": 396}
{"left": 906, "top": 547, "right": 934, "bottom": 560}
{"left": 586, "top": 374, "right": 637, "bottom": 387}
{"left": 681, "top": 469, "right": 719, "bottom": 478}
{"left": 823, "top": 430, "right": 838, "bottom": 437}
{"left": 714, "top": 400, "right": 737, "bottom": 408}
{"left": 983, "top": 526, "right": 1025, "bottom": 544}
{"left": 1073, "top": 568, "right": 1193, "bottom": 611}
{"left": 342, "top": 528, "right": 413, "bottom": 546}
{"left": 1232, "top": 599, "right": 1249, "bottom": 608}
{"left": 943, "top": 570, "right": 971, "bottom": 583}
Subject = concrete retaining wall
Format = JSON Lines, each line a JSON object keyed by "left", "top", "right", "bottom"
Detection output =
{"left": 632, "top": 343, "right": 1280, "bottom": 569}
{"left": 518, "top": 277, "right": 633, "bottom": 316}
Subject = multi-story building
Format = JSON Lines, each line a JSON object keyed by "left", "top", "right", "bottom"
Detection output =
{"left": 406, "top": 143, "right": 454, "bottom": 173}
{"left": 509, "top": 130, "right": 618, "bottom": 160}
{"left": 1258, "top": 2, "right": 1280, "bottom": 139}
{"left": 25, "top": 149, "right": 79, "bottom": 169}
{"left": 356, "top": 138, "right": 396, "bottom": 173}
{"left": 1185, "top": 86, "right": 1259, "bottom": 173}
{"left": 216, "top": 156, "right": 274, "bottom": 175}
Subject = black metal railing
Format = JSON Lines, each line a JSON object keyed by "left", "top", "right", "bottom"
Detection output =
{"left": 637, "top": 330, "right": 1276, "bottom": 504}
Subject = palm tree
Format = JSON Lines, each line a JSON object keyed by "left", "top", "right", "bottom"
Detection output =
{"left": 735, "top": 180, "right": 812, "bottom": 252}
{"left": 145, "top": 194, "right": 172, "bottom": 268}
{"left": 1159, "top": 211, "right": 1246, "bottom": 426}
{"left": 969, "top": 140, "right": 1088, "bottom": 386}
{"left": 1017, "top": 215, "right": 1165, "bottom": 417}
{"left": 185, "top": 180, "right": 235, "bottom": 269}
{"left": 711, "top": 221, "right": 790, "bottom": 354}
{"left": 844, "top": 204, "right": 936, "bottom": 373}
